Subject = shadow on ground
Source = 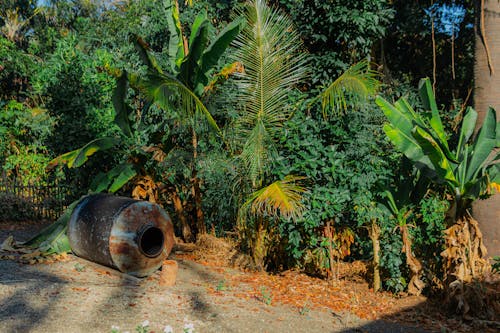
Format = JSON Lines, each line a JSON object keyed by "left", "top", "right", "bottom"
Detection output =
{"left": 0, "top": 261, "right": 67, "bottom": 333}
{"left": 338, "top": 283, "right": 500, "bottom": 333}
{"left": 1, "top": 223, "right": 499, "bottom": 333}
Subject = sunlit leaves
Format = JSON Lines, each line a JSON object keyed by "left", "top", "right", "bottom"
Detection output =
{"left": 242, "top": 175, "right": 307, "bottom": 221}
{"left": 377, "top": 78, "right": 499, "bottom": 212}
{"left": 232, "top": 0, "right": 308, "bottom": 185}
{"left": 320, "top": 60, "right": 380, "bottom": 116}
{"left": 47, "top": 137, "right": 118, "bottom": 169}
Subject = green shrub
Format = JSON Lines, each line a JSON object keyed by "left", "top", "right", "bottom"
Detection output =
{"left": 414, "top": 194, "right": 448, "bottom": 283}
{"left": 273, "top": 96, "right": 400, "bottom": 272}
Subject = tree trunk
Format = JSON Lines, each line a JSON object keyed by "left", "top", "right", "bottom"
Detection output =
{"left": 252, "top": 218, "right": 268, "bottom": 271}
{"left": 171, "top": 189, "right": 193, "bottom": 243}
{"left": 191, "top": 127, "right": 206, "bottom": 235}
{"left": 400, "top": 224, "right": 425, "bottom": 296}
{"left": 325, "top": 221, "right": 337, "bottom": 281}
{"left": 473, "top": 0, "right": 500, "bottom": 257}
{"left": 369, "top": 222, "right": 381, "bottom": 292}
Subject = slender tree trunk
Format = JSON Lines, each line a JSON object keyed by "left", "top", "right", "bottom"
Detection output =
{"left": 191, "top": 127, "right": 206, "bottom": 235}
{"left": 473, "top": 0, "right": 500, "bottom": 257}
{"left": 252, "top": 217, "right": 267, "bottom": 271}
{"left": 171, "top": 189, "right": 193, "bottom": 243}
{"left": 369, "top": 221, "right": 381, "bottom": 292}
{"left": 431, "top": 0, "right": 437, "bottom": 93}
{"left": 401, "top": 224, "right": 425, "bottom": 295}
{"left": 325, "top": 221, "right": 337, "bottom": 281}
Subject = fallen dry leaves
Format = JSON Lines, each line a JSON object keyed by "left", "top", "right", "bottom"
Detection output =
{"left": 0, "top": 234, "right": 70, "bottom": 264}
{"left": 224, "top": 269, "right": 416, "bottom": 321}
{"left": 176, "top": 249, "right": 422, "bottom": 321}
{"left": 176, "top": 236, "right": 500, "bottom": 333}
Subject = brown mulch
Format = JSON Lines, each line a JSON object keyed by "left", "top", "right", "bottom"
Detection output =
{"left": 176, "top": 234, "right": 500, "bottom": 333}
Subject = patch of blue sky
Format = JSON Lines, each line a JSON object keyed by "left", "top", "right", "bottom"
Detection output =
{"left": 424, "top": 2, "right": 468, "bottom": 37}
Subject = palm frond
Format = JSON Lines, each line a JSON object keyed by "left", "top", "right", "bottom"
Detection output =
{"left": 242, "top": 175, "right": 307, "bottom": 221}
{"left": 238, "top": 120, "right": 275, "bottom": 187}
{"left": 139, "top": 72, "right": 221, "bottom": 135}
{"left": 232, "top": 0, "right": 308, "bottom": 184}
{"left": 320, "top": 60, "right": 380, "bottom": 116}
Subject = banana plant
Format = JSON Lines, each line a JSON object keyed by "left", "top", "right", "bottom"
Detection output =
{"left": 19, "top": 3, "right": 243, "bottom": 254}
{"left": 377, "top": 78, "right": 499, "bottom": 284}
{"left": 376, "top": 78, "right": 499, "bottom": 222}
{"left": 25, "top": 86, "right": 141, "bottom": 255}
{"left": 51, "top": 0, "right": 243, "bottom": 194}
{"left": 112, "top": 1, "right": 243, "bottom": 239}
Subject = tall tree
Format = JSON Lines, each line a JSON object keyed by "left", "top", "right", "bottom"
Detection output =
{"left": 473, "top": 0, "right": 500, "bottom": 257}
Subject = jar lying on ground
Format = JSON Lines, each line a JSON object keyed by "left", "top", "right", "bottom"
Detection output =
{"left": 68, "top": 194, "right": 174, "bottom": 277}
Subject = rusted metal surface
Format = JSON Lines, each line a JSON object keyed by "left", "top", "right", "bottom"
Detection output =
{"left": 68, "top": 194, "right": 174, "bottom": 277}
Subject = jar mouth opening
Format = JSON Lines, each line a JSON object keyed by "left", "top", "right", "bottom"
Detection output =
{"left": 137, "top": 226, "right": 164, "bottom": 258}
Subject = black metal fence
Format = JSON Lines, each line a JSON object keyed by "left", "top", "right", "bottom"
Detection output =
{"left": 0, "top": 173, "right": 76, "bottom": 221}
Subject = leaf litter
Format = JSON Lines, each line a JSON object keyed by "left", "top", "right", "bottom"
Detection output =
{"left": 176, "top": 234, "right": 500, "bottom": 333}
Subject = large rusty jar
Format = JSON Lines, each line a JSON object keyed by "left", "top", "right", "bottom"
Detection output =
{"left": 68, "top": 194, "right": 174, "bottom": 277}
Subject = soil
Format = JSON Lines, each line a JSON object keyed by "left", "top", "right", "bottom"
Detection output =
{"left": 0, "top": 221, "right": 496, "bottom": 333}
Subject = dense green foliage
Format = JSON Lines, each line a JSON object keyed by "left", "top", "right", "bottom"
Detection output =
{"left": 276, "top": 0, "right": 394, "bottom": 85}
{"left": 1, "top": 0, "right": 492, "bottom": 294}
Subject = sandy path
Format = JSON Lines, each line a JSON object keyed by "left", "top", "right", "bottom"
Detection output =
{"left": 0, "top": 226, "right": 430, "bottom": 333}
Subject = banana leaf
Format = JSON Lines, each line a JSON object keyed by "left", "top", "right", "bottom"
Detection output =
{"left": 22, "top": 199, "right": 81, "bottom": 254}
{"left": 376, "top": 96, "right": 415, "bottom": 136}
{"left": 418, "top": 78, "right": 446, "bottom": 145}
{"left": 113, "top": 70, "right": 134, "bottom": 137}
{"left": 377, "top": 96, "right": 434, "bottom": 170}
{"left": 496, "top": 116, "right": 500, "bottom": 147}
{"left": 200, "top": 17, "right": 244, "bottom": 77}
{"left": 109, "top": 164, "right": 137, "bottom": 193}
{"left": 412, "top": 126, "right": 458, "bottom": 186}
{"left": 47, "top": 137, "right": 118, "bottom": 170}
{"left": 393, "top": 98, "right": 426, "bottom": 129}
{"left": 132, "top": 35, "right": 163, "bottom": 74}
{"left": 90, "top": 163, "right": 137, "bottom": 193}
{"left": 166, "top": 0, "right": 185, "bottom": 72}
{"left": 465, "top": 108, "right": 497, "bottom": 182}
{"left": 179, "top": 19, "right": 209, "bottom": 89}
{"left": 188, "top": 10, "right": 208, "bottom": 49}
{"left": 383, "top": 123, "right": 430, "bottom": 168}
{"left": 456, "top": 107, "right": 478, "bottom": 158}
{"left": 490, "top": 164, "right": 500, "bottom": 184}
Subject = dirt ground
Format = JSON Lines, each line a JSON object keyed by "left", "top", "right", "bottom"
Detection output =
{"left": 0, "top": 221, "right": 493, "bottom": 333}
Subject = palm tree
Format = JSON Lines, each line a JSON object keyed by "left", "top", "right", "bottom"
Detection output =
{"left": 238, "top": 175, "right": 308, "bottom": 270}
{"left": 229, "top": 0, "right": 307, "bottom": 269}
{"left": 231, "top": 0, "right": 382, "bottom": 269}
{"left": 473, "top": 0, "right": 500, "bottom": 257}
{"left": 318, "top": 60, "right": 380, "bottom": 116}
{"left": 230, "top": 0, "right": 308, "bottom": 268}
{"left": 231, "top": 0, "right": 308, "bottom": 187}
